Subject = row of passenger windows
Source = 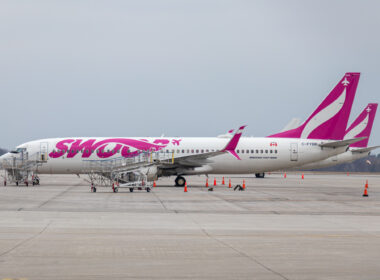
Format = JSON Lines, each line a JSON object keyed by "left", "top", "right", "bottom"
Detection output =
{"left": 52, "top": 149, "right": 278, "bottom": 154}
{"left": 237, "top": 149, "right": 277, "bottom": 154}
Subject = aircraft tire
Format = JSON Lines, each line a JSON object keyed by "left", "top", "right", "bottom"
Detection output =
{"left": 175, "top": 176, "right": 186, "bottom": 187}
{"left": 255, "top": 173, "right": 265, "bottom": 178}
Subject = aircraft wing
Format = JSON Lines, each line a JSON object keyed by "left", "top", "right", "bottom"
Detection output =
{"left": 319, "top": 137, "right": 367, "bottom": 148}
{"left": 351, "top": 145, "right": 380, "bottom": 153}
{"left": 159, "top": 125, "right": 246, "bottom": 168}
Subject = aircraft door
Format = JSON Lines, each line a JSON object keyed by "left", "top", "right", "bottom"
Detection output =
{"left": 290, "top": 143, "right": 298, "bottom": 161}
{"left": 40, "top": 142, "right": 49, "bottom": 161}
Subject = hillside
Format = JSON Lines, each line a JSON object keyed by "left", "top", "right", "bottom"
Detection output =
{"left": 0, "top": 148, "right": 7, "bottom": 156}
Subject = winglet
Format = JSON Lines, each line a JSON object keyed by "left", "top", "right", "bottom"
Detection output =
{"left": 222, "top": 125, "right": 246, "bottom": 160}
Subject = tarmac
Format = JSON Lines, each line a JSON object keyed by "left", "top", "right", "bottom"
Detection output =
{"left": 0, "top": 172, "right": 379, "bottom": 280}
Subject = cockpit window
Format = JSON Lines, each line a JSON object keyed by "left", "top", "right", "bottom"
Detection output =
{"left": 11, "top": 147, "right": 26, "bottom": 154}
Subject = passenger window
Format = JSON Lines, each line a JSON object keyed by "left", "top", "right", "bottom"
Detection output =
{"left": 265, "top": 150, "right": 268, "bottom": 153}
{"left": 260, "top": 150, "right": 263, "bottom": 153}
{"left": 256, "top": 150, "right": 259, "bottom": 153}
{"left": 177, "top": 149, "right": 180, "bottom": 153}
{"left": 251, "top": 150, "right": 254, "bottom": 153}
{"left": 187, "top": 149, "right": 190, "bottom": 153}
{"left": 191, "top": 149, "right": 194, "bottom": 153}
{"left": 166, "top": 149, "right": 169, "bottom": 153}
{"left": 237, "top": 150, "right": 240, "bottom": 153}
{"left": 196, "top": 149, "right": 199, "bottom": 153}
{"left": 275, "top": 150, "right": 278, "bottom": 154}
{"left": 201, "top": 149, "right": 204, "bottom": 153}
{"left": 182, "top": 150, "right": 184, "bottom": 153}
{"left": 206, "top": 149, "right": 209, "bottom": 152}
{"left": 246, "top": 150, "right": 249, "bottom": 153}
{"left": 241, "top": 150, "right": 244, "bottom": 153}
{"left": 270, "top": 150, "right": 273, "bottom": 153}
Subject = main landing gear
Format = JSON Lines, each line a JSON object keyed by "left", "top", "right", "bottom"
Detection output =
{"left": 255, "top": 173, "right": 265, "bottom": 178}
{"left": 175, "top": 176, "right": 186, "bottom": 187}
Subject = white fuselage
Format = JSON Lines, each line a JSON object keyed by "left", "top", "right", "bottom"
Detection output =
{"left": 4, "top": 137, "right": 348, "bottom": 175}
{"left": 294, "top": 148, "right": 370, "bottom": 170}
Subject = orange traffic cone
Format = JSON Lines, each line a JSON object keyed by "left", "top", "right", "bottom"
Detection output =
{"left": 214, "top": 178, "right": 217, "bottom": 186}
{"left": 301, "top": 173, "right": 304, "bottom": 180}
{"left": 365, "top": 180, "right": 369, "bottom": 189}
{"left": 229, "top": 179, "right": 231, "bottom": 188}
{"left": 284, "top": 172, "right": 287, "bottom": 179}
{"left": 184, "top": 182, "right": 188, "bottom": 192}
{"left": 363, "top": 187, "right": 368, "bottom": 197}
{"left": 222, "top": 177, "right": 225, "bottom": 185}
{"left": 153, "top": 181, "right": 156, "bottom": 187}
{"left": 242, "top": 180, "right": 246, "bottom": 189}
{"left": 206, "top": 178, "right": 209, "bottom": 187}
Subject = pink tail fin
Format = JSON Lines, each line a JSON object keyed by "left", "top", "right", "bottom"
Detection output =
{"left": 268, "top": 73, "right": 360, "bottom": 140}
{"left": 345, "top": 103, "right": 378, "bottom": 148}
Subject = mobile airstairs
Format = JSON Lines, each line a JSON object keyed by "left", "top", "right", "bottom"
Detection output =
{"left": 0, "top": 150, "right": 45, "bottom": 186}
{"left": 83, "top": 151, "right": 175, "bottom": 192}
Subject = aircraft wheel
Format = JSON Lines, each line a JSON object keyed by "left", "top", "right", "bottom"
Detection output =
{"left": 175, "top": 176, "right": 186, "bottom": 187}
{"left": 129, "top": 188, "right": 134, "bottom": 192}
{"left": 16, "top": 181, "right": 19, "bottom": 186}
{"left": 255, "top": 173, "right": 265, "bottom": 178}
{"left": 114, "top": 187, "right": 118, "bottom": 193}
{"left": 146, "top": 187, "right": 151, "bottom": 192}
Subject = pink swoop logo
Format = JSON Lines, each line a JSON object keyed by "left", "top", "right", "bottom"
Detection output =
{"left": 49, "top": 138, "right": 178, "bottom": 159}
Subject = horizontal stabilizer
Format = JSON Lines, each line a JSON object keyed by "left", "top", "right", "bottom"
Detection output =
{"left": 319, "top": 137, "right": 367, "bottom": 148}
{"left": 351, "top": 145, "right": 380, "bottom": 153}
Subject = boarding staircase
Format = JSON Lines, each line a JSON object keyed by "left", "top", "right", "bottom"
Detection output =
{"left": 83, "top": 150, "right": 176, "bottom": 192}
{"left": 1, "top": 151, "right": 46, "bottom": 185}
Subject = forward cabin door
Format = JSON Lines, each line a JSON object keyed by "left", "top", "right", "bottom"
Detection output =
{"left": 40, "top": 142, "right": 49, "bottom": 161}
{"left": 290, "top": 143, "right": 298, "bottom": 161}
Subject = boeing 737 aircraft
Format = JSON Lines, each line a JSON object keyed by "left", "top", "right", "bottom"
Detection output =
{"left": 0, "top": 73, "right": 364, "bottom": 189}
{"left": 296, "top": 103, "right": 378, "bottom": 170}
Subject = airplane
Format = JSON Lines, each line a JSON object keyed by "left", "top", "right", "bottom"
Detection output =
{"left": 294, "top": 103, "right": 378, "bottom": 170}
{"left": 0, "top": 72, "right": 364, "bottom": 190}
{"left": 253, "top": 103, "right": 379, "bottom": 177}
